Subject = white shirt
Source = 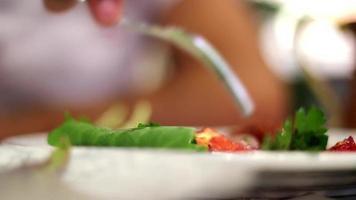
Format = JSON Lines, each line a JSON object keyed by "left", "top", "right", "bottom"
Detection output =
{"left": 0, "top": 0, "right": 180, "bottom": 111}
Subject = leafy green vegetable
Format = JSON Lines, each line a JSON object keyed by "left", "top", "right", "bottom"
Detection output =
{"left": 291, "top": 107, "right": 328, "bottom": 150}
{"left": 45, "top": 135, "right": 71, "bottom": 172}
{"left": 137, "top": 122, "right": 160, "bottom": 129}
{"left": 262, "top": 120, "right": 293, "bottom": 150}
{"left": 48, "top": 117, "right": 207, "bottom": 151}
{"left": 262, "top": 107, "right": 328, "bottom": 151}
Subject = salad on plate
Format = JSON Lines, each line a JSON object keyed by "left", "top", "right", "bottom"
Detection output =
{"left": 2, "top": 106, "right": 356, "bottom": 199}
{"left": 47, "top": 107, "right": 356, "bottom": 152}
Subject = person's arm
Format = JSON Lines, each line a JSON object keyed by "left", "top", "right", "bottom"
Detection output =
{"left": 146, "top": 0, "right": 289, "bottom": 127}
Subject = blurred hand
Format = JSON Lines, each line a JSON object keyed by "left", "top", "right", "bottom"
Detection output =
{"left": 88, "top": 0, "right": 123, "bottom": 26}
{"left": 44, "top": 0, "right": 123, "bottom": 26}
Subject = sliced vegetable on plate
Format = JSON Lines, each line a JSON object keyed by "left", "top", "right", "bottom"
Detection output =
{"left": 329, "top": 136, "right": 356, "bottom": 152}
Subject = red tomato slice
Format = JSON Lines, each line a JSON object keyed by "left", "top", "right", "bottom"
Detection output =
{"left": 329, "top": 136, "right": 356, "bottom": 151}
{"left": 196, "top": 128, "right": 252, "bottom": 152}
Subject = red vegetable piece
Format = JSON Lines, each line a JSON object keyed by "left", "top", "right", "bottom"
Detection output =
{"left": 209, "top": 135, "right": 251, "bottom": 152}
{"left": 329, "top": 136, "right": 356, "bottom": 151}
{"left": 196, "top": 128, "right": 252, "bottom": 152}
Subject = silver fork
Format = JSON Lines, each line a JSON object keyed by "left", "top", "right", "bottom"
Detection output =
{"left": 120, "top": 19, "right": 255, "bottom": 117}
{"left": 78, "top": 0, "right": 254, "bottom": 117}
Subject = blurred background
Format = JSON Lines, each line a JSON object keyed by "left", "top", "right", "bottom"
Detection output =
{"left": 1, "top": 0, "right": 356, "bottom": 139}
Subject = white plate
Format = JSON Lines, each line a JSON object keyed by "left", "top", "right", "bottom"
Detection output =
{"left": 1, "top": 129, "right": 356, "bottom": 199}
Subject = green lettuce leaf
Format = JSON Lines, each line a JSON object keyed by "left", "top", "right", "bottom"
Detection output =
{"left": 48, "top": 117, "right": 207, "bottom": 151}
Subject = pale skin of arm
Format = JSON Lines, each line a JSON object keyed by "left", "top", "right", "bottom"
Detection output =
{"left": 0, "top": 0, "right": 289, "bottom": 138}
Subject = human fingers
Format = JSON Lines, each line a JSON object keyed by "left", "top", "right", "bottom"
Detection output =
{"left": 43, "top": 0, "right": 77, "bottom": 12}
{"left": 88, "top": 0, "right": 123, "bottom": 26}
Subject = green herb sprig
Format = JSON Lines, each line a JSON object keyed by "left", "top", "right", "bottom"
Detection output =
{"left": 262, "top": 107, "right": 328, "bottom": 151}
